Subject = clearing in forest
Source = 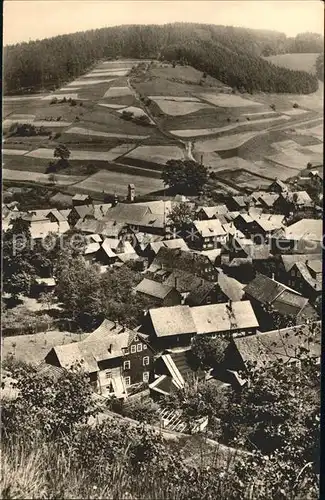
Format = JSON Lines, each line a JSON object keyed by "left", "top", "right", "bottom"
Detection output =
{"left": 264, "top": 53, "right": 319, "bottom": 73}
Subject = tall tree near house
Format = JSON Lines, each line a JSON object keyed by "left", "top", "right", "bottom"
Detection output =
{"left": 2, "top": 218, "right": 36, "bottom": 301}
{"left": 162, "top": 159, "right": 208, "bottom": 194}
{"left": 167, "top": 202, "right": 194, "bottom": 228}
{"left": 191, "top": 335, "right": 229, "bottom": 370}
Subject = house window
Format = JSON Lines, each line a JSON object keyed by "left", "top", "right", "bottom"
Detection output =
{"left": 143, "top": 356, "right": 150, "bottom": 366}
{"left": 143, "top": 343, "right": 147, "bottom": 350}
{"left": 124, "top": 348, "right": 129, "bottom": 355}
{"left": 124, "top": 376, "right": 131, "bottom": 386}
{"left": 105, "top": 371, "right": 111, "bottom": 378}
{"left": 143, "top": 371, "right": 150, "bottom": 383}
{"left": 123, "top": 360, "right": 130, "bottom": 370}
{"left": 131, "top": 345, "right": 136, "bottom": 354}
{"left": 137, "top": 343, "right": 142, "bottom": 352}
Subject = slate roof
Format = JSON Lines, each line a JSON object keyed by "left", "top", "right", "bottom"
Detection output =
{"left": 231, "top": 196, "right": 247, "bottom": 208}
{"left": 283, "top": 191, "right": 312, "bottom": 206}
{"left": 73, "top": 194, "right": 91, "bottom": 201}
{"left": 268, "top": 179, "right": 288, "bottom": 192}
{"left": 134, "top": 278, "right": 176, "bottom": 300}
{"left": 49, "top": 320, "right": 140, "bottom": 372}
{"left": 279, "top": 219, "right": 322, "bottom": 242}
{"left": 104, "top": 204, "right": 150, "bottom": 225}
{"left": 244, "top": 273, "right": 294, "bottom": 305}
{"left": 164, "top": 271, "right": 209, "bottom": 294}
{"left": 150, "top": 238, "right": 189, "bottom": 254}
{"left": 50, "top": 192, "right": 73, "bottom": 206}
{"left": 306, "top": 259, "right": 322, "bottom": 275}
{"left": 294, "top": 262, "right": 322, "bottom": 292}
{"left": 217, "top": 273, "right": 244, "bottom": 302}
{"left": 233, "top": 323, "right": 321, "bottom": 368}
{"left": 197, "top": 248, "right": 222, "bottom": 264}
{"left": 74, "top": 205, "right": 94, "bottom": 219}
{"left": 197, "top": 205, "right": 228, "bottom": 219}
{"left": 193, "top": 219, "right": 226, "bottom": 238}
{"left": 186, "top": 281, "right": 216, "bottom": 306}
{"left": 75, "top": 219, "right": 125, "bottom": 238}
{"left": 147, "top": 247, "right": 211, "bottom": 277}
{"left": 148, "top": 306, "right": 196, "bottom": 338}
{"left": 281, "top": 254, "right": 320, "bottom": 272}
{"left": 258, "top": 193, "right": 279, "bottom": 207}
{"left": 192, "top": 301, "right": 259, "bottom": 335}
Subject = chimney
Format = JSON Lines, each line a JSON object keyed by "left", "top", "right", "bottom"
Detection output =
{"left": 228, "top": 299, "right": 232, "bottom": 310}
{"left": 127, "top": 184, "right": 135, "bottom": 202}
{"left": 271, "top": 273, "right": 275, "bottom": 280}
{"left": 107, "top": 344, "right": 112, "bottom": 353}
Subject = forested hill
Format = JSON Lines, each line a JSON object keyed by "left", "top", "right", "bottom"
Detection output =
{"left": 4, "top": 23, "right": 322, "bottom": 95}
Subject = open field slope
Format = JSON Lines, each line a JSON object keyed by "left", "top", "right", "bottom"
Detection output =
{"left": 122, "top": 145, "right": 185, "bottom": 166}
{"left": 74, "top": 169, "right": 164, "bottom": 196}
{"left": 64, "top": 126, "right": 149, "bottom": 140}
{"left": 2, "top": 168, "right": 85, "bottom": 185}
{"left": 264, "top": 53, "right": 319, "bottom": 73}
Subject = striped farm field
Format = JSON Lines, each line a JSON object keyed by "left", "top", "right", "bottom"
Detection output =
{"left": 67, "top": 79, "right": 117, "bottom": 86}
{"left": 2, "top": 168, "right": 84, "bottom": 185}
{"left": 74, "top": 169, "right": 164, "bottom": 196}
{"left": 149, "top": 96, "right": 200, "bottom": 102}
{"left": 198, "top": 93, "right": 263, "bottom": 108}
{"left": 2, "top": 149, "right": 29, "bottom": 156}
{"left": 84, "top": 70, "right": 129, "bottom": 77}
{"left": 3, "top": 119, "right": 72, "bottom": 128}
{"left": 41, "top": 93, "right": 80, "bottom": 100}
{"left": 65, "top": 126, "right": 149, "bottom": 140}
{"left": 25, "top": 146, "right": 136, "bottom": 161}
{"left": 98, "top": 103, "right": 126, "bottom": 109}
{"left": 194, "top": 132, "right": 261, "bottom": 152}
{"left": 122, "top": 145, "right": 185, "bottom": 165}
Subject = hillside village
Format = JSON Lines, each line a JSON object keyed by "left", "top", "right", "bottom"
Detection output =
{"left": 1, "top": 19, "right": 323, "bottom": 500}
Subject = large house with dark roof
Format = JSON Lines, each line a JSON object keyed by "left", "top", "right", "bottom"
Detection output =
{"left": 133, "top": 278, "right": 182, "bottom": 307}
{"left": 141, "top": 301, "right": 259, "bottom": 350}
{"left": 45, "top": 319, "right": 155, "bottom": 399}
{"left": 185, "top": 219, "right": 227, "bottom": 251}
{"left": 243, "top": 273, "right": 319, "bottom": 330}
{"left": 271, "top": 219, "right": 322, "bottom": 255}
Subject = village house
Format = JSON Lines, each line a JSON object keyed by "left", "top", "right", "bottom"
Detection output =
{"left": 243, "top": 273, "right": 319, "bottom": 330}
{"left": 74, "top": 218, "right": 126, "bottom": 240}
{"left": 276, "top": 256, "right": 322, "bottom": 303}
{"left": 226, "top": 195, "right": 248, "bottom": 212}
{"left": 267, "top": 179, "right": 289, "bottom": 194}
{"left": 149, "top": 347, "right": 204, "bottom": 399}
{"left": 275, "top": 253, "right": 322, "bottom": 284}
{"left": 185, "top": 219, "right": 227, "bottom": 251}
{"left": 68, "top": 204, "right": 94, "bottom": 227}
{"left": 20, "top": 210, "right": 69, "bottom": 239}
{"left": 131, "top": 232, "right": 165, "bottom": 256}
{"left": 72, "top": 193, "right": 92, "bottom": 206}
{"left": 195, "top": 205, "right": 228, "bottom": 220}
{"left": 146, "top": 247, "right": 219, "bottom": 282}
{"left": 143, "top": 238, "right": 189, "bottom": 263}
{"left": 96, "top": 237, "right": 136, "bottom": 266}
{"left": 133, "top": 278, "right": 182, "bottom": 307}
{"left": 273, "top": 190, "right": 314, "bottom": 217}
{"left": 222, "top": 322, "right": 321, "bottom": 387}
{"left": 271, "top": 218, "right": 322, "bottom": 255}
{"left": 45, "top": 319, "right": 155, "bottom": 398}
{"left": 249, "top": 214, "right": 285, "bottom": 243}
{"left": 141, "top": 301, "right": 259, "bottom": 350}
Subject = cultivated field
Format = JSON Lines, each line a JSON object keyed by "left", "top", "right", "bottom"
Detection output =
{"left": 117, "top": 106, "right": 153, "bottom": 122}
{"left": 65, "top": 126, "right": 149, "bottom": 140}
{"left": 198, "top": 93, "right": 262, "bottom": 107}
{"left": 98, "top": 103, "right": 126, "bottom": 109}
{"left": 103, "top": 86, "right": 133, "bottom": 98}
{"left": 194, "top": 132, "right": 262, "bottom": 152}
{"left": 152, "top": 99, "right": 213, "bottom": 116}
{"left": 26, "top": 146, "right": 136, "bottom": 162}
{"left": 122, "top": 145, "right": 185, "bottom": 165}
{"left": 74, "top": 169, "right": 164, "bottom": 196}
{"left": 2, "top": 168, "right": 84, "bottom": 185}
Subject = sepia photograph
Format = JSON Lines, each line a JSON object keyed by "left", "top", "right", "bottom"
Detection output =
{"left": 1, "top": 1, "right": 323, "bottom": 498}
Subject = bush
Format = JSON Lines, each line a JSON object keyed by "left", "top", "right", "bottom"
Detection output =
{"left": 50, "top": 98, "right": 58, "bottom": 105}
{"left": 293, "top": 102, "right": 299, "bottom": 108}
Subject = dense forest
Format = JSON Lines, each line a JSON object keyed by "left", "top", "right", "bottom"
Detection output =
{"left": 4, "top": 24, "right": 322, "bottom": 95}
{"left": 316, "top": 53, "right": 324, "bottom": 81}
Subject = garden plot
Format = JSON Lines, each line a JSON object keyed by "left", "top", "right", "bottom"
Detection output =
{"left": 2, "top": 149, "right": 29, "bottom": 156}
{"left": 26, "top": 146, "right": 136, "bottom": 162}
{"left": 123, "top": 145, "right": 185, "bottom": 165}
{"left": 152, "top": 99, "right": 213, "bottom": 116}
{"left": 2, "top": 168, "right": 84, "bottom": 185}
{"left": 149, "top": 96, "right": 200, "bottom": 102}
{"left": 195, "top": 132, "right": 260, "bottom": 153}
{"left": 103, "top": 86, "right": 133, "bottom": 98}
{"left": 282, "top": 108, "right": 309, "bottom": 116}
{"left": 98, "top": 103, "right": 126, "bottom": 109}
{"left": 198, "top": 93, "right": 262, "bottom": 107}
{"left": 117, "top": 106, "right": 154, "bottom": 123}
{"left": 65, "top": 126, "right": 149, "bottom": 140}
{"left": 74, "top": 169, "right": 164, "bottom": 196}
{"left": 67, "top": 79, "right": 116, "bottom": 86}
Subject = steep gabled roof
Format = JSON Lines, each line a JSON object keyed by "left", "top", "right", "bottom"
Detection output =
{"left": 233, "top": 323, "right": 321, "bottom": 368}
{"left": 281, "top": 219, "right": 322, "bottom": 242}
{"left": 186, "top": 281, "right": 216, "bottom": 306}
{"left": 148, "top": 306, "right": 196, "bottom": 338}
{"left": 134, "top": 278, "right": 176, "bottom": 300}
{"left": 104, "top": 203, "right": 150, "bottom": 225}
{"left": 193, "top": 219, "right": 226, "bottom": 238}
{"left": 192, "top": 301, "right": 258, "bottom": 335}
